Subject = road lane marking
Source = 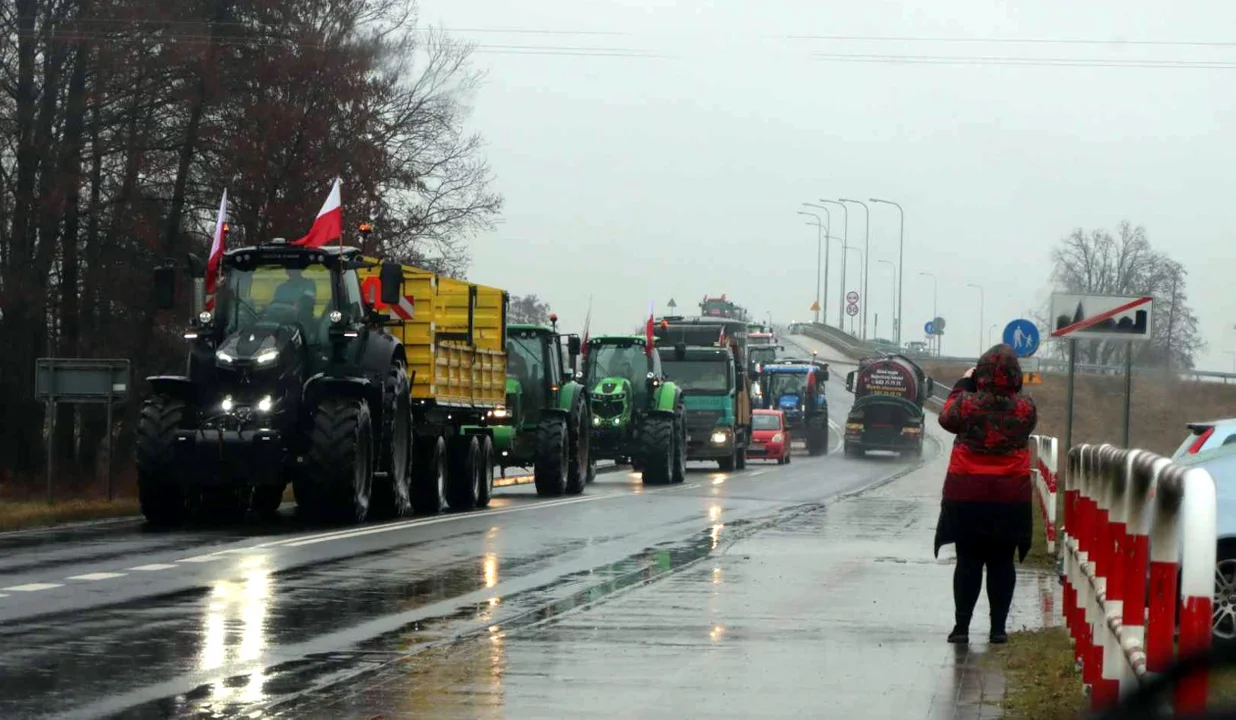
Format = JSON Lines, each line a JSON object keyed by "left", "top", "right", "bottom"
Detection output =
{"left": 67, "top": 572, "right": 127, "bottom": 581}
{"left": 0, "top": 594, "right": 8, "bottom": 598}
{"left": 3, "top": 583, "right": 63, "bottom": 592}
{"left": 129, "top": 564, "right": 178, "bottom": 571}
{"left": 176, "top": 555, "right": 226, "bottom": 563}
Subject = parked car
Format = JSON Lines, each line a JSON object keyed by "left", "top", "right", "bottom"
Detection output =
{"left": 748, "top": 409, "right": 791, "bottom": 464}
{"left": 1169, "top": 442, "right": 1236, "bottom": 643}
{"left": 1171, "top": 418, "right": 1236, "bottom": 460}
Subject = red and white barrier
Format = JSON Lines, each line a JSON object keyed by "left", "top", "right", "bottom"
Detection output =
{"left": 1029, "top": 434, "right": 1059, "bottom": 554}
{"left": 1061, "top": 442, "right": 1217, "bottom": 713}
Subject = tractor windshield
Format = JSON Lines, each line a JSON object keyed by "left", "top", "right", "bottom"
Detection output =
{"left": 767, "top": 372, "right": 807, "bottom": 399}
{"left": 586, "top": 344, "right": 648, "bottom": 385}
{"left": 221, "top": 263, "right": 336, "bottom": 346}
{"left": 507, "top": 334, "right": 548, "bottom": 418}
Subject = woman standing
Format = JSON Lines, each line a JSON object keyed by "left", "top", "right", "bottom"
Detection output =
{"left": 934, "top": 344, "right": 1037, "bottom": 644}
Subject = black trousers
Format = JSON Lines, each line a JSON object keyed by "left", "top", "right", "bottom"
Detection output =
{"left": 953, "top": 540, "right": 1016, "bottom": 629}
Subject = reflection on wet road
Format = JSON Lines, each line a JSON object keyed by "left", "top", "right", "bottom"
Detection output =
{"left": 0, "top": 334, "right": 950, "bottom": 719}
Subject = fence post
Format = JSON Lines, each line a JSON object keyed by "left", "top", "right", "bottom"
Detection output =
{"left": 1096, "top": 445, "right": 1126, "bottom": 707}
{"left": 1174, "top": 465, "right": 1217, "bottom": 712}
{"left": 1145, "top": 469, "right": 1181, "bottom": 676}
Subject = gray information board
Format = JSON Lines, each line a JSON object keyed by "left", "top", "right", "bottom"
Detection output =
{"left": 35, "top": 358, "right": 130, "bottom": 402}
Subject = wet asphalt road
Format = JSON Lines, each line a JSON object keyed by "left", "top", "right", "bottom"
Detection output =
{"left": 0, "top": 336, "right": 931, "bottom": 720}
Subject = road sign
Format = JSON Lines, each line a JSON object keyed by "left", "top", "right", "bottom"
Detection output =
{"left": 931, "top": 316, "right": 946, "bottom": 333}
{"left": 668, "top": 298, "right": 677, "bottom": 309}
{"left": 846, "top": 291, "right": 860, "bottom": 304}
{"left": 1022, "top": 371, "right": 1043, "bottom": 385}
{"left": 846, "top": 304, "right": 859, "bottom": 317}
{"left": 1049, "top": 293, "right": 1154, "bottom": 341}
{"left": 924, "top": 321, "right": 935, "bottom": 335}
{"left": 809, "top": 300, "right": 820, "bottom": 312}
{"left": 1002, "top": 319, "right": 1040, "bottom": 358}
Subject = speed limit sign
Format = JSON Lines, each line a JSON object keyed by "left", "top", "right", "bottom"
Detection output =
{"left": 846, "top": 291, "right": 859, "bottom": 304}
{"left": 846, "top": 303, "right": 859, "bottom": 317}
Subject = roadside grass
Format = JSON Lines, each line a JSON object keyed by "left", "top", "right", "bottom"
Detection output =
{"left": 983, "top": 626, "right": 1087, "bottom": 720}
{"left": 922, "top": 362, "right": 1236, "bottom": 456}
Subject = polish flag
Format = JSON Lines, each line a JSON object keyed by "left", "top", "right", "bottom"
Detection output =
{"left": 581, "top": 296, "right": 593, "bottom": 358}
{"left": 644, "top": 301, "right": 655, "bottom": 357}
{"left": 204, "top": 189, "right": 228, "bottom": 312}
{"left": 291, "top": 177, "right": 342, "bottom": 247}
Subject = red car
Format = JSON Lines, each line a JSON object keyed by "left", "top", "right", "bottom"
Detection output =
{"left": 748, "top": 409, "right": 792, "bottom": 464}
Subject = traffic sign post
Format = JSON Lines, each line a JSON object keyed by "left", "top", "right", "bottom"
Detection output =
{"left": 1003, "top": 319, "right": 1040, "bottom": 358}
{"left": 1049, "top": 293, "right": 1156, "bottom": 451}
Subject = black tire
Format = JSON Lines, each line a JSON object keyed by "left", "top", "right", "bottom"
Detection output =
{"left": 736, "top": 439, "right": 747, "bottom": 470}
{"left": 806, "top": 419, "right": 829, "bottom": 456}
{"left": 301, "top": 397, "right": 374, "bottom": 524}
{"left": 136, "top": 395, "right": 190, "bottom": 527}
{"left": 411, "top": 435, "right": 447, "bottom": 514}
{"left": 640, "top": 416, "right": 675, "bottom": 485}
{"left": 671, "top": 411, "right": 687, "bottom": 484}
{"left": 251, "top": 486, "right": 285, "bottom": 520}
{"left": 566, "top": 399, "right": 590, "bottom": 495}
{"left": 370, "top": 362, "right": 412, "bottom": 520}
{"left": 476, "top": 436, "right": 495, "bottom": 508}
{"left": 786, "top": 451, "right": 792, "bottom": 465}
{"left": 718, "top": 447, "right": 736, "bottom": 472}
{"left": 446, "top": 435, "right": 481, "bottom": 511}
{"left": 534, "top": 417, "right": 568, "bottom": 497}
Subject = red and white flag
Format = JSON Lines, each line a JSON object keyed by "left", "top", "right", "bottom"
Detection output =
{"left": 581, "top": 296, "right": 593, "bottom": 357}
{"left": 291, "top": 177, "right": 342, "bottom": 248}
{"left": 204, "top": 189, "right": 228, "bottom": 312}
{"left": 644, "top": 301, "right": 655, "bottom": 357}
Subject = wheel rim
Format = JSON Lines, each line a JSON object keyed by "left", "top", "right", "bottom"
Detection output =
{"left": 355, "top": 424, "right": 372, "bottom": 515}
{"left": 1215, "top": 559, "right": 1236, "bottom": 639}
{"left": 393, "top": 399, "right": 409, "bottom": 492}
{"left": 436, "top": 447, "right": 446, "bottom": 508}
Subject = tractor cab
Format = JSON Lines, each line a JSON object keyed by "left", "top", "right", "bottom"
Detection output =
{"left": 584, "top": 336, "right": 662, "bottom": 429}
{"left": 502, "top": 319, "right": 582, "bottom": 427}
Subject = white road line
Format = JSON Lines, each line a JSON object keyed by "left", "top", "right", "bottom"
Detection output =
{"left": 176, "top": 555, "right": 226, "bottom": 563}
{"left": 3, "top": 583, "right": 64, "bottom": 592}
{"left": 129, "top": 564, "right": 178, "bottom": 571}
{"left": 67, "top": 572, "right": 127, "bottom": 581}
{"left": 0, "top": 593, "right": 8, "bottom": 598}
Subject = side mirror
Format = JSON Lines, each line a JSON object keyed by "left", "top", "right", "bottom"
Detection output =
{"left": 926, "top": 378, "right": 935, "bottom": 396}
{"left": 379, "top": 262, "right": 402, "bottom": 305}
{"left": 845, "top": 371, "right": 856, "bottom": 393}
{"left": 153, "top": 266, "right": 176, "bottom": 310}
{"left": 568, "top": 336, "right": 581, "bottom": 357}
{"left": 185, "top": 253, "right": 207, "bottom": 279}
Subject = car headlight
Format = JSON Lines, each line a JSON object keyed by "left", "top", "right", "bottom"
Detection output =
{"left": 710, "top": 431, "right": 728, "bottom": 444}
{"left": 221, "top": 396, "right": 234, "bottom": 413}
{"left": 216, "top": 351, "right": 234, "bottom": 363}
{"left": 257, "top": 395, "right": 273, "bottom": 413}
{"left": 256, "top": 349, "right": 279, "bottom": 364}
{"left": 772, "top": 433, "right": 783, "bottom": 443}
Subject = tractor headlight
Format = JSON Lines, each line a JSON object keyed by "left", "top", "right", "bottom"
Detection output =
{"left": 197, "top": 311, "right": 213, "bottom": 326}
{"left": 256, "top": 349, "right": 279, "bottom": 364}
{"left": 221, "top": 396, "right": 234, "bottom": 413}
{"left": 257, "top": 395, "right": 273, "bottom": 413}
{"left": 710, "top": 431, "right": 728, "bottom": 445}
{"left": 592, "top": 416, "right": 601, "bottom": 426}
{"left": 490, "top": 406, "right": 509, "bottom": 419}
{"left": 216, "top": 350, "right": 234, "bottom": 364}
{"left": 329, "top": 310, "right": 344, "bottom": 324}
{"left": 612, "top": 418, "right": 621, "bottom": 426}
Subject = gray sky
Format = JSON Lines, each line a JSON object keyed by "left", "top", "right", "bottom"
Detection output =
{"left": 419, "top": 0, "right": 1235, "bottom": 371}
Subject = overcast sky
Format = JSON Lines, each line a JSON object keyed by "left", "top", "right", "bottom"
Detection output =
{"left": 418, "top": 0, "right": 1235, "bottom": 372}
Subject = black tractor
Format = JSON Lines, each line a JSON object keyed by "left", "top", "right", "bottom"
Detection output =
{"left": 138, "top": 241, "right": 412, "bottom": 526}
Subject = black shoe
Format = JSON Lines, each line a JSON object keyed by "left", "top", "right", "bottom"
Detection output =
{"left": 948, "top": 626, "right": 969, "bottom": 644}
{"left": 990, "top": 629, "right": 1008, "bottom": 644}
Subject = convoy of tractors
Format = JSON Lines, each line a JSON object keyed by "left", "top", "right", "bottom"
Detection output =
{"left": 135, "top": 235, "right": 927, "bottom": 528}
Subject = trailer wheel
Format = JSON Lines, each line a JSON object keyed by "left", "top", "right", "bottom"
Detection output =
{"left": 446, "top": 435, "right": 481, "bottom": 511}
{"left": 411, "top": 436, "right": 447, "bottom": 514}
{"left": 640, "top": 416, "right": 674, "bottom": 485}
{"left": 477, "top": 436, "right": 495, "bottom": 508}
{"left": 671, "top": 410, "right": 687, "bottom": 484}
{"left": 534, "top": 417, "right": 568, "bottom": 497}
{"left": 303, "top": 397, "right": 374, "bottom": 524}
{"left": 136, "top": 394, "right": 189, "bottom": 528}
{"left": 370, "top": 362, "right": 412, "bottom": 520}
{"left": 565, "top": 401, "right": 590, "bottom": 495}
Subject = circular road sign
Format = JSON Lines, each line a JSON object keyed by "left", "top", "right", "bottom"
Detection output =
{"left": 1002, "top": 319, "right": 1040, "bottom": 358}
{"left": 846, "top": 304, "right": 859, "bottom": 317}
{"left": 846, "top": 291, "right": 860, "bottom": 304}
{"left": 924, "top": 321, "right": 935, "bottom": 335}
{"left": 932, "top": 316, "right": 946, "bottom": 333}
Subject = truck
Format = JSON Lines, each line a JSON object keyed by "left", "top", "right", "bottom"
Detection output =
{"left": 138, "top": 238, "right": 507, "bottom": 525}
{"left": 842, "top": 354, "right": 934, "bottom": 458}
{"left": 756, "top": 355, "right": 831, "bottom": 456}
{"left": 582, "top": 335, "right": 686, "bottom": 484}
{"left": 489, "top": 317, "right": 593, "bottom": 496}
{"left": 654, "top": 317, "right": 752, "bottom": 471}
{"left": 699, "top": 295, "right": 748, "bottom": 322}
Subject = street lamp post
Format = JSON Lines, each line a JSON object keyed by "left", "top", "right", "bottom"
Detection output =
{"left": 967, "top": 283, "right": 984, "bottom": 357}
{"left": 919, "top": 271, "right": 937, "bottom": 357}
{"left": 796, "top": 211, "right": 824, "bottom": 323}
{"left": 870, "top": 198, "right": 904, "bottom": 348}
{"left": 878, "top": 259, "right": 896, "bottom": 342}
{"left": 802, "top": 202, "right": 834, "bottom": 324}
{"left": 817, "top": 200, "right": 848, "bottom": 327}
{"left": 840, "top": 199, "right": 870, "bottom": 341}
{"left": 988, "top": 323, "right": 998, "bottom": 347}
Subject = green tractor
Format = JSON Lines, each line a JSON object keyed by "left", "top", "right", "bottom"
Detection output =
{"left": 489, "top": 318, "right": 594, "bottom": 496}
{"left": 584, "top": 335, "right": 687, "bottom": 485}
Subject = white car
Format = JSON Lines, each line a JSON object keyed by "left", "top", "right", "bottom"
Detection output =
{"left": 1171, "top": 418, "right": 1236, "bottom": 460}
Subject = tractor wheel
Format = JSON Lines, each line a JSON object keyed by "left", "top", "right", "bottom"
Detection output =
{"left": 410, "top": 436, "right": 447, "bottom": 514}
{"left": 251, "top": 485, "right": 285, "bottom": 520}
{"left": 135, "top": 394, "right": 190, "bottom": 528}
{"left": 301, "top": 397, "right": 374, "bottom": 524}
{"left": 640, "top": 416, "right": 674, "bottom": 485}
{"left": 534, "top": 417, "right": 568, "bottom": 497}
{"left": 476, "top": 436, "right": 496, "bottom": 508}
{"left": 446, "top": 435, "right": 482, "bottom": 511}
{"left": 565, "top": 401, "right": 590, "bottom": 495}
{"left": 671, "top": 411, "right": 687, "bottom": 484}
{"left": 370, "top": 362, "right": 412, "bottom": 520}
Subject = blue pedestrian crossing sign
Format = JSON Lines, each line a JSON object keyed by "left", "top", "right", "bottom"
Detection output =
{"left": 924, "top": 321, "right": 935, "bottom": 335}
{"left": 1003, "top": 319, "right": 1040, "bottom": 357}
